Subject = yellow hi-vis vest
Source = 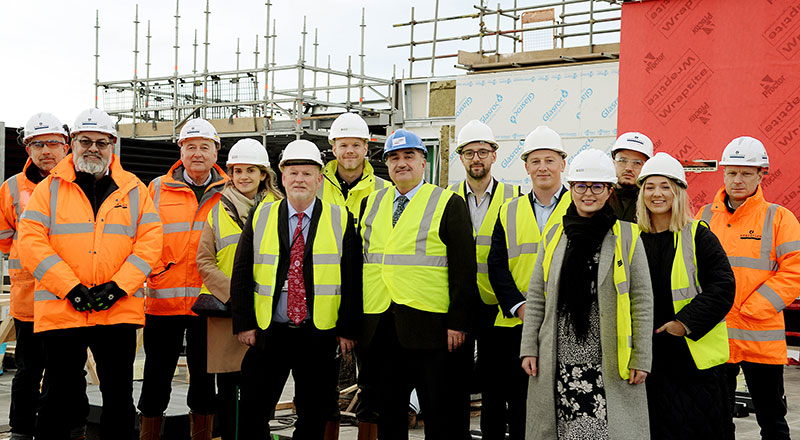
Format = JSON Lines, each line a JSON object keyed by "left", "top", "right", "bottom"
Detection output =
{"left": 448, "top": 180, "right": 519, "bottom": 305}
{"left": 250, "top": 199, "right": 347, "bottom": 330}
{"left": 542, "top": 220, "right": 639, "bottom": 380}
{"left": 360, "top": 183, "right": 454, "bottom": 314}
{"left": 318, "top": 160, "right": 391, "bottom": 224}
{"left": 671, "top": 220, "right": 730, "bottom": 369}
{"left": 199, "top": 193, "right": 279, "bottom": 297}
{"left": 495, "top": 191, "right": 572, "bottom": 327}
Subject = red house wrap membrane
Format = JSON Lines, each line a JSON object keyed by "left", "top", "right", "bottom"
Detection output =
{"left": 618, "top": 0, "right": 800, "bottom": 215}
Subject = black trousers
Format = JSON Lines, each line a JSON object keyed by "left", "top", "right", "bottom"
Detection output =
{"left": 138, "top": 314, "right": 215, "bottom": 416}
{"left": 725, "top": 361, "right": 790, "bottom": 440}
{"left": 36, "top": 324, "right": 137, "bottom": 440}
{"left": 215, "top": 372, "right": 241, "bottom": 440}
{"left": 477, "top": 325, "right": 527, "bottom": 440}
{"left": 361, "top": 313, "right": 472, "bottom": 440}
{"left": 10, "top": 319, "right": 46, "bottom": 437}
{"left": 238, "top": 324, "right": 339, "bottom": 440}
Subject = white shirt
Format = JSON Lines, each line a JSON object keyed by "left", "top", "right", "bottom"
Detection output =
{"left": 466, "top": 179, "right": 495, "bottom": 234}
{"left": 183, "top": 169, "right": 212, "bottom": 186}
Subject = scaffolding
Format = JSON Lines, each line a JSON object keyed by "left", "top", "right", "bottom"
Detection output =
{"left": 95, "top": 1, "right": 398, "bottom": 143}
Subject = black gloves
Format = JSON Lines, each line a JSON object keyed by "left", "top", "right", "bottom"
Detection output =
{"left": 89, "top": 282, "right": 126, "bottom": 311}
{"left": 66, "top": 284, "right": 98, "bottom": 312}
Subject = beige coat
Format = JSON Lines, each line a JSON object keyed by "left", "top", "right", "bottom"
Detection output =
{"left": 196, "top": 186, "right": 256, "bottom": 373}
{"left": 520, "top": 224, "right": 654, "bottom": 440}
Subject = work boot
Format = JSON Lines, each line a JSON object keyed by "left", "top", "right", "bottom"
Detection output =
{"left": 189, "top": 412, "right": 214, "bottom": 440}
{"left": 139, "top": 414, "right": 163, "bottom": 440}
{"left": 357, "top": 422, "right": 378, "bottom": 440}
{"left": 324, "top": 420, "right": 341, "bottom": 440}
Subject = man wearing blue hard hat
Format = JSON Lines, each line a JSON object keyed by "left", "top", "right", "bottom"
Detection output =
{"left": 357, "top": 129, "right": 478, "bottom": 439}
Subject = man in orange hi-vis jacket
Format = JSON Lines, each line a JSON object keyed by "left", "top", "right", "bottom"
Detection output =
{"left": 17, "top": 108, "right": 163, "bottom": 439}
{"left": 697, "top": 136, "right": 800, "bottom": 440}
{"left": 137, "top": 118, "right": 228, "bottom": 439}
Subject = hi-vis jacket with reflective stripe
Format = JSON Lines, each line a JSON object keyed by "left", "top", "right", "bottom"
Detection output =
{"left": 360, "top": 184, "right": 454, "bottom": 314}
{"left": 251, "top": 199, "right": 348, "bottom": 330}
{"left": 448, "top": 180, "right": 519, "bottom": 307}
{"left": 494, "top": 191, "right": 572, "bottom": 327}
{"left": 198, "top": 192, "right": 279, "bottom": 297}
{"left": 147, "top": 161, "right": 228, "bottom": 316}
{"left": 0, "top": 159, "right": 40, "bottom": 321}
{"left": 697, "top": 186, "right": 800, "bottom": 364}
{"left": 319, "top": 160, "right": 390, "bottom": 224}
{"left": 542, "top": 220, "right": 641, "bottom": 380}
{"left": 17, "top": 154, "right": 163, "bottom": 332}
{"left": 669, "top": 221, "right": 730, "bottom": 369}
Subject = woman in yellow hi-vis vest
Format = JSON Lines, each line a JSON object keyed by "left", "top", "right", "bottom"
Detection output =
{"left": 520, "top": 149, "right": 653, "bottom": 440}
{"left": 194, "top": 139, "right": 283, "bottom": 440}
{"left": 635, "top": 153, "right": 735, "bottom": 440}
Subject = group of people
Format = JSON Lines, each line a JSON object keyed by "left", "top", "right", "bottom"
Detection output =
{"left": 0, "top": 107, "right": 797, "bottom": 440}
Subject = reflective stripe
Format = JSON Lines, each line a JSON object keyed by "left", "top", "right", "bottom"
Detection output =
{"left": 700, "top": 204, "right": 713, "bottom": 225}
{"left": 503, "top": 183, "right": 514, "bottom": 199}
{"left": 725, "top": 204, "right": 780, "bottom": 271}
{"left": 212, "top": 205, "right": 242, "bottom": 250}
{"left": 364, "top": 252, "right": 383, "bottom": 264}
{"left": 254, "top": 253, "right": 277, "bottom": 265}
{"left": 414, "top": 187, "right": 445, "bottom": 256}
{"left": 362, "top": 188, "right": 390, "bottom": 255}
{"left": 20, "top": 210, "right": 50, "bottom": 228}
{"left": 152, "top": 177, "right": 162, "bottom": 209}
{"left": 7, "top": 259, "right": 21, "bottom": 269}
{"left": 51, "top": 223, "right": 94, "bottom": 235}
{"left": 728, "top": 328, "right": 785, "bottom": 342}
{"left": 727, "top": 256, "right": 779, "bottom": 272}
{"left": 545, "top": 224, "right": 560, "bottom": 243}
{"left": 192, "top": 220, "right": 205, "bottom": 231}
{"left": 253, "top": 202, "right": 275, "bottom": 268}
{"left": 756, "top": 284, "right": 787, "bottom": 313}
{"left": 217, "top": 234, "right": 241, "bottom": 249}
{"left": 103, "top": 224, "right": 136, "bottom": 236}
{"left": 616, "top": 221, "right": 633, "bottom": 296}
{"left": 330, "top": 204, "right": 344, "bottom": 259}
{"left": 139, "top": 212, "right": 160, "bottom": 225}
{"left": 508, "top": 242, "right": 538, "bottom": 259}
{"left": 125, "top": 187, "right": 140, "bottom": 238}
{"left": 126, "top": 254, "right": 153, "bottom": 276}
{"left": 49, "top": 179, "right": 59, "bottom": 229}
{"left": 314, "top": 254, "right": 341, "bottom": 265}
{"left": 134, "top": 288, "right": 145, "bottom": 298}
{"left": 0, "top": 229, "right": 14, "bottom": 239}
{"left": 8, "top": 175, "right": 21, "bottom": 218}
{"left": 315, "top": 285, "right": 341, "bottom": 296}
{"left": 384, "top": 254, "right": 448, "bottom": 267}
{"left": 776, "top": 240, "right": 800, "bottom": 259}
{"left": 34, "top": 290, "right": 59, "bottom": 301}
{"left": 149, "top": 286, "right": 201, "bottom": 299}
{"left": 163, "top": 222, "right": 194, "bottom": 234}
{"left": 475, "top": 235, "right": 492, "bottom": 246}
{"left": 505, "top": 198, "right": 540, "bottom": 259}
{"left": 477, "top": 262, "right": 489, "bottom": 274}
{"left": 164, "top": 181, "right": 184, "bottom": 188}
{"left": 256, "top": 283, "right": 273, "bottom": 297}
{"left": 672, "top": 224, "right": 701, "bottom": 302}
{"left": 33, "top": 254, "right": 63, "bottom": 281}
{"left": 672, "top": 287, "right": 696, "bottom": 302}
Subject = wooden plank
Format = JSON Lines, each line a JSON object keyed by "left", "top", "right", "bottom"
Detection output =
{"left": 0, "top": 318, "right": 15, "bottom": 343}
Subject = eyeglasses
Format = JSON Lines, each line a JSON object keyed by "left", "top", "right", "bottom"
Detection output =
{"left": 76, "top": 138, "right": 112, "bottom": 150}
{"left": 28, "top": 140, "right": 65, "bottom": 150}
{"left": 615, "top": 157, "right": 645, "bottom": 168}
{"left": 462, "top": 149, "right": 492, "bottom": 159}
{"left": 571, "top": 183, "right": 608, "bottom": 194}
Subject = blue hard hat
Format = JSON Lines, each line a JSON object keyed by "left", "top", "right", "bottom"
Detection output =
{"left": 383, "top": 129, "right": 427, "bottom": 161}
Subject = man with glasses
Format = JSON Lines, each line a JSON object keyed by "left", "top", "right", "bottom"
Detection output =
{"left": 608, "top": 132, "right": 653, "bottom": 222}
{"left": 18, "top": 108, "right": 163, "bottom": 439}
{"left": 0, "top": 113, "right": 70, "bottom": 440}
{"left": 448, "top": 120, "right": 519, "bottom": 440}
{"left": 486, "top": 125, "right": 570, "bottom": 439}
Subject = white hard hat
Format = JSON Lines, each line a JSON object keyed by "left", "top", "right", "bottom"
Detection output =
{"left": 279, "top": 139, "right": 323, "bottom": 169}
{"left": 72, "top": 108, "right": 118, "bottom": 139}
{"left": 23, "top": 112, "right": 68, "bottom": 143}
{"left": 637, "top": 152, "right": 687, "bottom": 187}
{"left": 521, "top": 125, "right": 567, "bottom": 161}
{"left": 456, "top": 120, "right": 498, "bottom": 154}
{"left": 328, "top": 113, "right": 369, "bottom": 144}
{"left": 227, "top": 139, "right": 270, "bottom": 168}
{"left": 719, "top": 136, "right": 769, "bottom": 168}
{"left": 566, "top": 149, "right": 618, "bottom": 184}
{"left": 611, "top": 132, "right": 653, "bottom": 159}
{"left": 179, "top": 118, "right": 220, "bottom": 147}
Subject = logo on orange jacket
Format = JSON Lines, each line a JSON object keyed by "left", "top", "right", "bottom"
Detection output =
{"left": 740, "top": 229, "right": 762, "bottom": 240}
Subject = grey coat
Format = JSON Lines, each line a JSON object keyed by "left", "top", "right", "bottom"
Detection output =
{"left": 520, "top": 224, "right": 654, "bottom": 440}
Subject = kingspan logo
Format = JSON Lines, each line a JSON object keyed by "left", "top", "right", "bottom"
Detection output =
{"left": 480, "top": 94, "right": 504, "bottom": 124}
{"left": 510, "top": 93, "right": 535, "bottom": 124}
{"left": 543, "top": 90, "right": 569, "bottom": 122}
{"left": 455, "top": 96, "right": 473, "bottom": 118}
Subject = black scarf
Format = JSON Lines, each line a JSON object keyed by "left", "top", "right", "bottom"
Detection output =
{"left": 557, "top": 202, "right": 617, "bottom": 340}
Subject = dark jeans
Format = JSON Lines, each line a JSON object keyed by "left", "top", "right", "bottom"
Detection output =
{"left": 477, "top": 325, "right": 527, "bottom": 440}
{"left": 9, "top": 319, "right": 46, "bottom": 437}
{"left": 36, "top": 324, "right": 137, "bottom": 440}
{"left": 138, "top": 314, "right": 215, "bottom": 416}
{"left": 726, "top": 361, "right": 790, "bottom": 440}
{"left": 238, "top": 324, "right": 339, "bottom": 440}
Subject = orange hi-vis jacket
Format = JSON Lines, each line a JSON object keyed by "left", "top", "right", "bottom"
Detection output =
{"left": 0, "top": 159, "right": 42, "bottom": 321}
{"left": 17, "top": 154, "right": 163, "bottom": 332}
{"left": 697, "top": 186, "right": 800, "bottom": 364}
{"left": 146, "top": 161, "right": 228, "bottom": 316}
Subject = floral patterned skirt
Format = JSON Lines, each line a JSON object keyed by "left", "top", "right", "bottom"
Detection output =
{"left": 555, "top": 300, "right": 608, "bottom": 440}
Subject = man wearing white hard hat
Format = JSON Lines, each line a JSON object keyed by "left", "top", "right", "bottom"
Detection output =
{"left": 18, "top": 108, "right": 163, "bottom": 439}
{"left": 139, "top": 118, "right": 229, "bottom": 438}
{"left": 0, "top": 113, "right": 70, "bottom": 440}
{"left": 448, "top": 120, "right": 520, "bottom": 440}
{"left": 697, "top": 136, "right": 800, "bottom": 439}
{"left": 230, "top": 139, "right": 362, "bottom": 439}
{"left": 608, "top": 132, "right": 653, "bottom": 222}
{"left": 321, "top": 113, "right": 390, "bottom": 224}
{"left": 485, "top": 125, "right": 571, "bottom": 439}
